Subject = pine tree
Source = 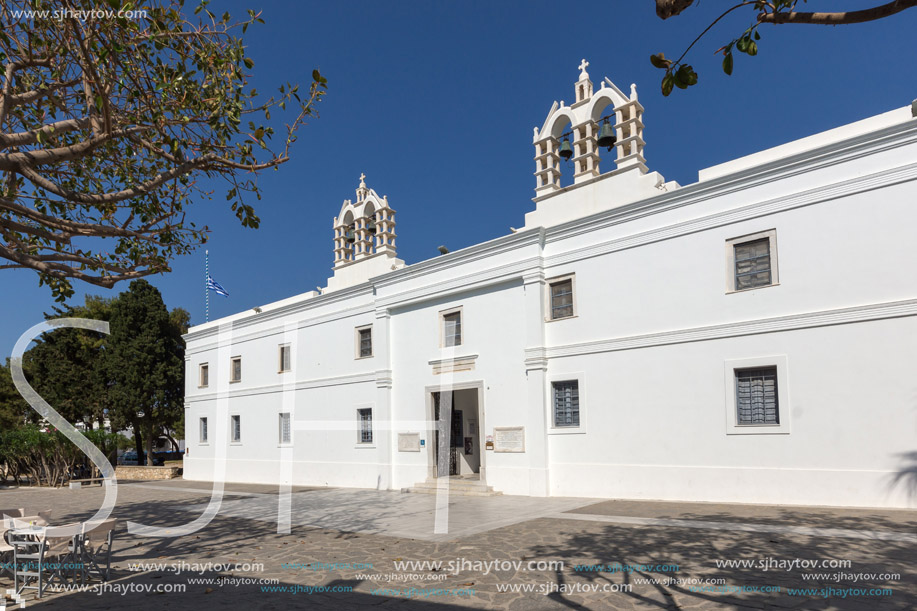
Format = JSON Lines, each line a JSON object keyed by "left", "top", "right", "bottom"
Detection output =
{"left": 105, "top": 280, "right": 185, "bottom": 466}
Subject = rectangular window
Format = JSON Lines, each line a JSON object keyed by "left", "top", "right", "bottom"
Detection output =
{"left": 357, "top": 408, "right": 373, "bottom": 444}
{"left": 552, "top": 381, "right": 580, "bottom": 427}
{"left": 199, "top": 417, "right": 208, "bottom": 443}
{"left": 279, "top": 345, "right": 291, "bottom": 372}
{"left": 734, "top": 238, "right": 771, "bottom": 290}
{"left": 199, "top": 363, "right": 209, "bottom": 388}
{"left": 230, "top": 357, "right": 242, "bottom": 383}
{"left": 443, "top": 311, "right": 462, "bottom": 347}
{"left": 735, "top": 367, "right": 779, "bottom": 425}
{"left": 279, "top": 412, "right": 291, "bottom": 444}
{"left": 550, "top": 279, "right": 574, "bottom": 320}
{"left": 357, "top": 327, "right": 373, "bottom": 358}
{"left": 726, "top": 230, "right": 778, "bottom": 292}
{"left": 230, "top": 415, "right": 241, "bottom": 442}
{"left": 724, "top": 356, "right": 789, "bottom": 435}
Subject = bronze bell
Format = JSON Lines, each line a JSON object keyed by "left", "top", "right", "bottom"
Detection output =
{"left": 597, "top": 121, "right": 617, "bottom": 151}
{"left": 345, "top": 228, "right": 355, "bottom": 244}
{"left": 558, "top": 138, "right": 573, "bottom": 161}
{"left": 367, "top": 219, "right": 377, "bottom": 234}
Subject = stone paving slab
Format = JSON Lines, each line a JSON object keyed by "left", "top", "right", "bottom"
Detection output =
{"left": 569, "top": 499, "right": 917, "bottom": 529}
{"left": 178, "top": 486, "right": 597, "bottom": 542}
{"left": 128, "top": 480, "right": 320, "bottom": 495}
{"left": 0, "top": 482, "right": 914, "bottom": 610}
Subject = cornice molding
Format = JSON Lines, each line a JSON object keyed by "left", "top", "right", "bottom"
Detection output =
{"left": 524, "top": 347, "right": 549, "bottom": 372}
{"left": 375, "top": 369, "right": 393, "bottom": 389}
{"left": 186, "top": 371, "right": 376, "bottom": 402}
{"left": 373, "top": 228, "right": 544, "bottom": 290}
{"left": 186, "top": 298, "right": 917, "bottom": 400}
{"left": 544, "top": 120, "right": 917, "bottom": 244}
{"left": 184, "top": 283, "right": 374, "bottom": 343}
{"left": 544, "top": 298, "right": 917, "bottom": 359}
{"left": 376, "top": 256, "right": 540, "bottom": 310}
{"left": 545, "top": 159, "right": 917, "bottom": 268}
{"left": 185, "top": 303, "right": 375, "bottom": 355}
{"left": 522, "top": 269, "right": 546, "bottom": 285}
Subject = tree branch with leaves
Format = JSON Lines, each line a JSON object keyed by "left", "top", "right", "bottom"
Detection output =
{"left": 0, "top": 0, "right": 326, "bottom": 300}
{"left": 651, "top": 0, "right": 917, "bottom": 95}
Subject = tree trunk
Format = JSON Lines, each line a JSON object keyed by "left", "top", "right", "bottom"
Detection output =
{"left": 133, "top": 427, "right": 144, "bottom": 465}
{"left": 145, "top": 423, "right": 155, "bottom": 466}
{"left": 165, "top": 432, "right": 179, "bottom": 453}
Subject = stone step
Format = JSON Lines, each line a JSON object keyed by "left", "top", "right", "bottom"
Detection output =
{"left": 403, "top": 486, "right": 503, "bottom": 497}
{"left": 413, "top": 479, "right": 492, "bottom": 490}
{"left": 403, "top": 479, "right": 502, "bottom": 496}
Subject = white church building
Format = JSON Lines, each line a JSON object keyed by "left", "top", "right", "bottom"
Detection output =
{"left": 183, "top": 62, "right": 917, "bottom": 509}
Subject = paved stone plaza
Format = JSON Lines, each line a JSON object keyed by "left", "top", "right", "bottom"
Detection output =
{"left": 1, "top": 480, "right": 915, "bottom": 609}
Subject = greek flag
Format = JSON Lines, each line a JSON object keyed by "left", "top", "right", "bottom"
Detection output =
{"left": 206, "top": 275, "right": 230, "bottom": 297}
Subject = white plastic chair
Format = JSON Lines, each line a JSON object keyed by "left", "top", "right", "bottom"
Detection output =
{"left": 9, "top": 519, "right": 76, "bottom": 598}
{"left": 0, "top": 509, "right": 25, "bottom": 576}
{"left": 79, "top": 518, "right": 118, "bottom": 582}
{"left": 1, "top": 517, "right": 16, "bottom": 578}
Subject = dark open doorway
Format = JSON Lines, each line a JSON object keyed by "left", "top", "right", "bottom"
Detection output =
{"left": 432, "top": 389, "right": 481, "bottom": 478}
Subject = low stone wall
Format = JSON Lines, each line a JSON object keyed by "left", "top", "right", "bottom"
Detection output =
{"left": 114, "top": 466, "right": 181, "bottom": 480}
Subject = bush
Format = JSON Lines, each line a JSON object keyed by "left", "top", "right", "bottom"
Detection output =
{"left": 0, "top": 426, "right": 128, "bottom": 487}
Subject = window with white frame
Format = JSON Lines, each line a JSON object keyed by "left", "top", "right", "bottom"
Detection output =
{"left": 199, "top": 363, "right": 209, "bottom": 388}
{"left": 356, "top": 326, "right": 373, "bottom": 358}
{"left": 726, "top": 230, "right": 778, "bottom": 292}
{"left": 357, "top": 408, "right": 373, "bottom": 444}
{"left": 230, "top": 414, "right": 241, "bottom": 442}
{"left": 548, "top": 276, "right": 575, "bottom": 320}
{"left": 199, "top": 417, "right": 208, "bottom": 443}
{"left": 279, "top": 412, "right": 291, "bottom": 444}
{"left": 230, "top": 356, "right": 242, "bottom": 383}
{"left": 279, "top": 344, "right": 291, "bottom": 372}
{"left": 441, "top": 308, "right": 462, "bottom": 347}
{"left": 724, "top": 356, "right": 789, "bottom": 435}
{"left": 552, "top": 380, "right": 580, "bottom": 427}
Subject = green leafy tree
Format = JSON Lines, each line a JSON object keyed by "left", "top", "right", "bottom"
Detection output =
{"left": 0, "top": 425, "right": 129, "bottom": 485}
{"left": 82, "top": 428, "right": 132, "bottom": 473}
{"left": 0, "top": 0, "right": 326, "bottom": 300}
{"left": 0, "top": 358, "right": 32, "bottom": 431}
{"left": 104, "top": 279, "right": 184, "bottom": 465}
{"left": 25, "top": 295, "right": 114, "bottom": 427}
{"left": 652, "top": 1, "right": 917, "bottom": 95}
{"left": 9, "top": 285, "right": 187, "bottom": 467}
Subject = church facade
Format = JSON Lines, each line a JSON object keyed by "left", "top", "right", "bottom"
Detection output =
{"left": 183, "top": 62, "right": 917, "bottom": 509}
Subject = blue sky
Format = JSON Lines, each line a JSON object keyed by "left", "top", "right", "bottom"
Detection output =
{"left": 2, "top": 0, "right": 915, "bottom": 353}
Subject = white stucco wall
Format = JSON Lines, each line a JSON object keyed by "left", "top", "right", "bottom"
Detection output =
{"left": 183, "top": 104, "right": 917, "bottom": 509}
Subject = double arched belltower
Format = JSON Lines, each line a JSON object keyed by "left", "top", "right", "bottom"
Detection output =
{"left": 333, "top": 173, "right": 397, "bottom": 265}
{"left": 326, "top": 174, "right": 404, "bottom": 292}
{"left": 533, "top": 59, "right": 648, "bottom": 196}
{"left": 525, "top": 60, "right": 676, "bottom": 229}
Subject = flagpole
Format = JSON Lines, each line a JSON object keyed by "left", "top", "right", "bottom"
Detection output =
{"left": 205, "top": 249, "right": 210, "bottom": 323}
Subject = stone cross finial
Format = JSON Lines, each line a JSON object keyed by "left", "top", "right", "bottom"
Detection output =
{"left": 359, "top": 172, "right": 366, "bottom": 186}
{"left": 578, "top": 59, "right": 590, "bottom": 79}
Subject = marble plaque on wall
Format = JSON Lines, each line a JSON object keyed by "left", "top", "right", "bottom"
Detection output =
{"left": 398, "top": 432, "right": 421, "bottom": 452}
{"left": 493, "top": 426, "right": 525, "bottom": 453}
